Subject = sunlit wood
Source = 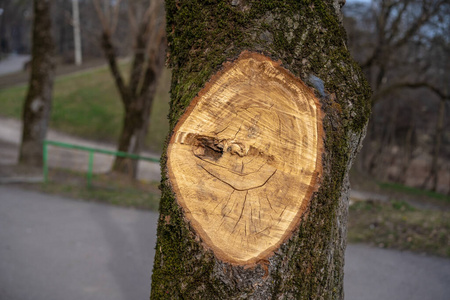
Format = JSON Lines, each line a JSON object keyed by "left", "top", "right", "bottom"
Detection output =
{"left": 167, "top": 51, "right": 323, "bottom": 265}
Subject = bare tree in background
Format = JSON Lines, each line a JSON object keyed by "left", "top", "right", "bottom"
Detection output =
{"left": 344, "top": 0, "right": 450, "bottom": 193}
{"left": 94, "top": 0, "right": 166, "bottom": 178}
{"left": 19, "top": 0, "right": 55, "bottom": 167}
{"left": 420, "top": 34, "right": 450, "bottom": 191}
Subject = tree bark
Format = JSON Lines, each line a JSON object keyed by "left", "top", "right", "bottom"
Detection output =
{"left": 19, "top": 0, "right": 55, "bottom": 167}
{"left": 151, "top": 1, "right": 371, "bottom": 299}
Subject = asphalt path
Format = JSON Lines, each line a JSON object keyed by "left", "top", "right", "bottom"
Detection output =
{"left": 0, "top": 186, "right": 157, "bottom": 300}
{"left": 1, "top": 185, "right": 449, "bottom": 300}
{"left": 0, "top": 54, "right": 30, "bottom": 76}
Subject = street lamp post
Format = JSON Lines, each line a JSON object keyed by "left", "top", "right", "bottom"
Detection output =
{"left": 72, "top": 0, "right": 82, "bottom": 65}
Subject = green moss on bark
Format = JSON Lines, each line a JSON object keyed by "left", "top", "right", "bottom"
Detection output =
{"left": 151, "top": 0, "right": 371, "bottom": 299}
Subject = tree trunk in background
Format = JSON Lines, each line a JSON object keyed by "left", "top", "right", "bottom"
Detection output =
{"left": 110, "top": 32, "right": 166, "bottom": 178}
{"left": 112, "top": 91, "right": 158, "bottom": 177}
{"left": 94, "top": 0, "right": 166, "bottom": 178}
{"left": 150, "top": 1, "right": 371, "bottom": 299}
{"left": 423, "top": 98, "right": 446, "bottom": 191}
{"left": 19, "top": 0, "right": 55, "bottom": 167}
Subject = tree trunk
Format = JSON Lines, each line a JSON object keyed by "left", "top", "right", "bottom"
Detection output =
{"left": 109, "top": 30, "right": 166, "bottom": 178}
{"left": 368, "top": 102, "right": 397, "bottom": 177}
{"left": 422, "top": 98, "right": 445, "bottom": 191}
{"left": 96, "top": 6, "right": 166, "bottom": 178}
{"left": 112, "top": 94, "right": 154, "bottom": 178}
{"left": 151, "top": 1, "right": 371, "bottom": 299}
{"left": 19, "top": 0, "right": 55, "bottom": 167}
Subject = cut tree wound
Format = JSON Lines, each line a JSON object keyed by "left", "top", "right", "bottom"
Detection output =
{"left": 167, "top": 51, "right": 324, "bottom": 265}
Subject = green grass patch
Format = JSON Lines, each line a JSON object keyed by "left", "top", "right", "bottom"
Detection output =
{"left": 39, "top": 183, "right": 160, "bottom": 211}
{"left": 0, "top": 64, "right": 171, "bottom": 153}
{"left": 378, "top": 181, "right": 450, "bottom": 202}
{"left": 348, "top": 200, "right": 450, "bottom": 257}
{"left": 34, "top": 168, "right": 161, "bottom": 211}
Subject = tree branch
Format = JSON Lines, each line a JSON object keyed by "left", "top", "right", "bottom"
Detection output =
{"left": 130, "top": 17, "right": 149, "bottom": 96}
{"left": 373, "top": 81, "right": 449, "bottom": 103}
{"left": 93, "top": 0, "right": 109, "bottom": 32}
{"left": 94, "top": 0, "right": 129, "bottom": 105}
{"left": 391, "top": 0, "right": 444, "bottom": 50}
{"left": 139, "top": 26, "right": 166, "bottom": 98}
{"left": 100, "top": 31, "right": 129, "bottom": 103}
{"left": 385, "top": 0, "right": 409, "bottom": 44}
{"left": 127, "top": 0, "right": 138, "bottom": 37}
{"left": 110, "top": 0, "right": 123, "bottom": 34}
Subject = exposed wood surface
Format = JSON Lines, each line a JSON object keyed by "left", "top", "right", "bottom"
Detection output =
{"left": 167, "top": 52, "right": 323, "bottom": 265}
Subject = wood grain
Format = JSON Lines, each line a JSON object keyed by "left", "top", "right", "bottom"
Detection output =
{"left": 167, "top": 51, "right": 323, "bottom": 265}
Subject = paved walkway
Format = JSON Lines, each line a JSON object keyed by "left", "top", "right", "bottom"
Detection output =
{"left": 0, "top": 185, "right": 157, "bottom": 300}
{"left": 0, "top": 54, "right": 30, "bottom": 76}
{"left": 1, "top": 186, "right": 449, "bottom": 300}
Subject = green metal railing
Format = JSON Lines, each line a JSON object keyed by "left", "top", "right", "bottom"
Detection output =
{"left": 43, "top": 140, "right": 160, "bottom": 187}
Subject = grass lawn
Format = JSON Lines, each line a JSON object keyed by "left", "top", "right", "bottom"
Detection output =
{"left": 38, "top": 180, "right": 161, "bottom": 211}
{"left": 348, "top": 200, "right": 450, "bottom": 258}
{"left": 378, "top": 181, "right": 450, "bottom": 203}
{"left": 18, "top": 167, "right": 162, "bottom": 211}
{"left": 0, "top": 64, "right": 171, "bottom": 153}
{"left": 348, "top": 170, "right": 450, "bottom": 257}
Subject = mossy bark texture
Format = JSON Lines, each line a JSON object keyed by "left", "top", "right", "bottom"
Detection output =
{"left": 151, "top": 1, "right": 371, "bottom": 299}
{"left": 19, "top": 0, "right": 55, "bottom": 167}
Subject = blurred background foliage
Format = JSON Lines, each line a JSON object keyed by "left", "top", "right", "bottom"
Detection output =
{"left": 343, "top": 0, "right": 449, "bottom": 195}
